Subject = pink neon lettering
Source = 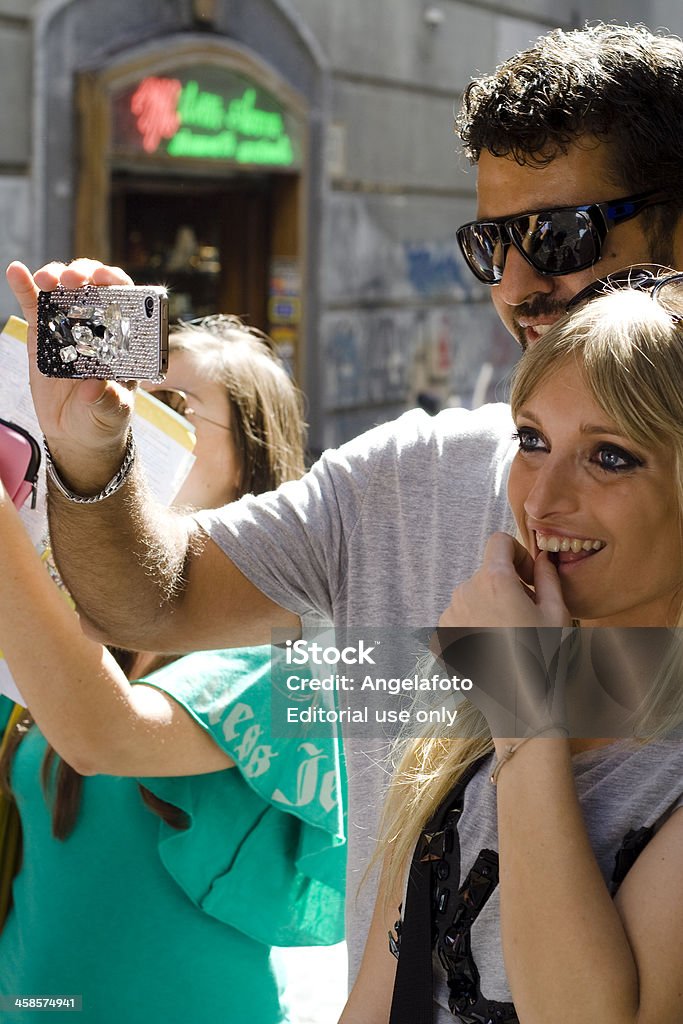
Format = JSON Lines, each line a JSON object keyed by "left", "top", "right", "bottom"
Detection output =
{"left": 131, "top": 77, "right": 182, "bottom": 153}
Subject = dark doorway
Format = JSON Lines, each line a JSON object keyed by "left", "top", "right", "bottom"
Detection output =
{"left": 110, "top": 175, "right": 270, "bottom": 327}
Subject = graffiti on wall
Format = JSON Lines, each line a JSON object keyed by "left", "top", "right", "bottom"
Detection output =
{"left": 323, "top": 310, "right": 415, "bottom": 412}
{"left": 323, "top": 193, "right": 478, "bottom": 304}
{"left": 404, "top": 241, "right": 468, "bottom": 298}
{"left": 320, "top": 192, "right": 518, "bottom": 446}
{"left": 322, "top": 302, "right": 517, "bottom": 447}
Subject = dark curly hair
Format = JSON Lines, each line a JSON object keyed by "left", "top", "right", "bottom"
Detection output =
{"left": 456, "top": 23, "right": 683, "bottom": 262}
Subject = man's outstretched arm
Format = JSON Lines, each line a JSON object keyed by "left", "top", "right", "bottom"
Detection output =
{"left": 6, "top": 259, "right": 299, "bottom": 652}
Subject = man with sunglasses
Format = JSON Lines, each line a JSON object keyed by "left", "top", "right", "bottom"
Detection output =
{"left": 452, "top": 24, "right": 683, "bottom": 351}
{"left": 457, "top": 190, "right": 673, "bottom": 348}
{"left": 7, "top": 21, "right": 683, "bottom": 991}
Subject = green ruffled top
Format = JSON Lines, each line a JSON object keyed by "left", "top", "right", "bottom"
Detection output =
{"left": 0, "top": 646, "right": 345, "bottom": 1023}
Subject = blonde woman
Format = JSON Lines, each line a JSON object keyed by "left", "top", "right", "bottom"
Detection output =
{"left": 343, "top": 272, "right": 683, "bottom": 1024}
{"left": 0, "top": 317, "right": 344, "bottom": 1024}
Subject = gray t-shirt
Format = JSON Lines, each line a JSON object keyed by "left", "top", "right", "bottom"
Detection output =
{"left": 432, "top": 740, "right": 683, "bottom": 1021}
{"left": 194, "top": 402, "right": 517, "bottom": 981}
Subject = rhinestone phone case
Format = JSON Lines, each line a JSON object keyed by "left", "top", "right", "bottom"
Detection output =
{"left": 37, "top": 285, "right": 169, "bottom": 381}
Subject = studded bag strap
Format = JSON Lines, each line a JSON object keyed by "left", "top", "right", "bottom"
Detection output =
{"left": 389, "top": 754, "right": 490, "bottom": 1024}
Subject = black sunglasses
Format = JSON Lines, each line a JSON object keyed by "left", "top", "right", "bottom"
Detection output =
{"left": 566, "top": 266, "right": 683, "bottom": 315}
{"left": 456, "top": 191, "right": 671, "bottom": 285}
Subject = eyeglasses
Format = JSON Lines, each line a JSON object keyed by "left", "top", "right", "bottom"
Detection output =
{"left": 150, "top": 388, "right": 232, "bottom": 431}
{"left": 566, "top": 266, "right": 683, "bottom": 316}
{"left": 456, "top": 191, "right": 671, "bottom": 285}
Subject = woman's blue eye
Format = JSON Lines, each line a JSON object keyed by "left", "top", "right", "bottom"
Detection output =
{"left": 513, "top": 428, "right": 546, "bottom": 452}
{"left": 594, "top": 445, "right": 642, "bottom": 472}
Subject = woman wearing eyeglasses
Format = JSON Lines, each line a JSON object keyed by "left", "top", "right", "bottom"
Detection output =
{"left": 341, "top": 273, "right": 683, "bottom": 1024}
{"left": 0, "top": 317, "right": 345, "bottom": 1024}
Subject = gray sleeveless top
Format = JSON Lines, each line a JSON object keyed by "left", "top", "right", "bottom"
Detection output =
{"left": 433, "top": 739, "right": 683, "bottom": 1021}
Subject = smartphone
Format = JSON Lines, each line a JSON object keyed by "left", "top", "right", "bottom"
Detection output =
{"left": 37, "top": 285, "right": 169, "bottom": 381}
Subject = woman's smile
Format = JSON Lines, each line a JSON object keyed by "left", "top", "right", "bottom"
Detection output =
{"left": 533, "top": 529, "right": 605, "bottom": 555}
{"left": 508, "top": 362, "right": 683, "bottom": 626}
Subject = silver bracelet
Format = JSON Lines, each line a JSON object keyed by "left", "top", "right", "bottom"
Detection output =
{"left": 43, "top": 430, "right": 136, "bottom": 504}
{"left": 490, "top": 724, "right": 569, "bottom": 785}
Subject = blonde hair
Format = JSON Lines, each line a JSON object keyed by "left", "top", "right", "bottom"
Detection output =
{"left": 379, "top": 284, "right": 683, "bottom": 897}
{"left": 511, "top": 289, "right": 683, "bottom": 470}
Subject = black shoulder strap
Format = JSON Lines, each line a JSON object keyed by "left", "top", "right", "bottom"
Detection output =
{"left": 609, "top": 825, "right": 654, "bottom": 895}
{"left": 389, "top": 753, "right": 489, "bottom": 1024}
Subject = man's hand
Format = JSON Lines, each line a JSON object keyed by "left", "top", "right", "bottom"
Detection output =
{"left": 6, "top": 259, "right": 137, "bottom": 493}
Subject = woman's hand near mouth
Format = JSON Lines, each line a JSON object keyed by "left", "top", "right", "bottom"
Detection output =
{"left": 438, "top": 532, "right": 572, "bottom": 631}
{"left": 432, "top": 533, "right": 573, "bottom": 738}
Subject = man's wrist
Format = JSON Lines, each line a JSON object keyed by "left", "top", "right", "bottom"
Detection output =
{"left": 44, "top": 430, "right": 136, "bottom": 503}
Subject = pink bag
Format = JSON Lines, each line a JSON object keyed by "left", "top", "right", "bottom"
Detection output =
{"left": 0, "top": 419, "right": 41, "bottom": 509}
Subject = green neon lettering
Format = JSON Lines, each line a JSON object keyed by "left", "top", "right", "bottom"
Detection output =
{"left": 178, "top": 80, "right": 224, "bottom": 131}
{"left": 236, "top": 136, "right": 293, "bottom": 166}
{"left": 165, "top": 127, "right": 293, "bottom": 165}
{"left": 226, "top": 88, "right": 283, "bottom": 139}
{"left": 166, "top": 81, "right": 295, "bottom": 164}
{"left": 167, "top": 128, "right": 237, "bottom": 158}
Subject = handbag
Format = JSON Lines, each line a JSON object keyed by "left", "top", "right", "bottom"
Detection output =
{"left": 0, "top": 418, "right": 41, "bottom": 509}
{"left": 0, "top": 702, "right": 25, "bottom": 931}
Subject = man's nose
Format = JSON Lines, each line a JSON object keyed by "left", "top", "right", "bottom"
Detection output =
{"left": 495, "top": 243, "right": 554, "bottom": 307}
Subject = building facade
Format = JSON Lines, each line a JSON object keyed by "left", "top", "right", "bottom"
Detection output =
{"left": 1, "top": 0, "right": 681, "bottom": 448}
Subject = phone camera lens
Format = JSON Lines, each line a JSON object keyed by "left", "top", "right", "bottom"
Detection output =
{"left": 144, "top": 296, "right": 155, "bottom": 317}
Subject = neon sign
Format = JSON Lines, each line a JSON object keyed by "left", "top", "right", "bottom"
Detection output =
{"left": 130, "top": 77, "right": 181, "bottom": 152}
{"left": 122, "top": 74, "right": 298, "bottom": 167}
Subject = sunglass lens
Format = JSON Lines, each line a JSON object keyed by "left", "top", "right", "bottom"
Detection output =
{"left": 457, "top": 223, "right": 506, "bottom": 283}
{"left": 511, "top": 210, "right": 599, "bottom": 275}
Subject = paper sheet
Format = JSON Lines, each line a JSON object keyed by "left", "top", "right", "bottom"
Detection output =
{"left": 0, "top": 316, "right": 196, "bottom": 704}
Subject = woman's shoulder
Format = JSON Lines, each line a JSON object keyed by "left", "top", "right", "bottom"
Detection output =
{"left": 574, "top": 738, "right": 683, "bottom": 827}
